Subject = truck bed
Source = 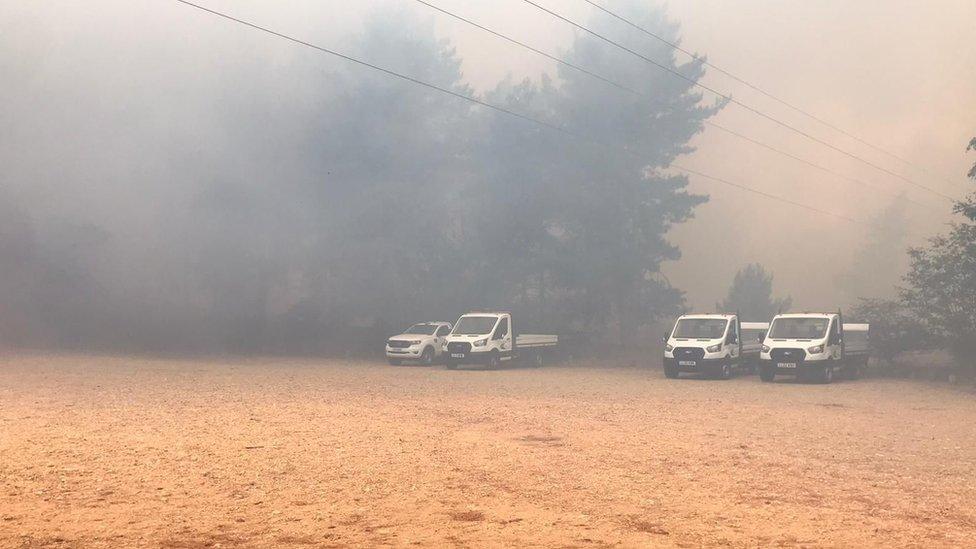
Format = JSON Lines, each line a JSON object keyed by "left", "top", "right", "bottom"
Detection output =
{"left": 843, "top": 323, "right": 870, "bottom": 355}
{"left": 516, "top": 334, "right": 558, "bottom": 348}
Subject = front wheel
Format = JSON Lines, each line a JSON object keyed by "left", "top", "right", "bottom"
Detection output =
{"left": 759, "top": 365, "right": 775, "bottom": 382}
{"left": 486, "top": 352, "right": 501, "bottom": 370}
{"left": 820, "top": 363, "right": 834, "bottom": 384}
{"left": 420, "top": 346, "right": 435, "bottom": 366}
{"left": 718, "top": 362, "right": 732, "bottom": 380}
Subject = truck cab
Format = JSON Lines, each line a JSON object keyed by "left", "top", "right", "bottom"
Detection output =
{"left": 759, "top": 312, "right": 868, "bottom": 383}
{"left": 443, "top": 311, "right": 557, "bottom": 370}
{"left": 663, "top": 314, "right": 762, "bottom": 379}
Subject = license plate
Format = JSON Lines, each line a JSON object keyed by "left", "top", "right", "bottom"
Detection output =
{"left": 451, "top": 353, "right": 465, "bottom": 358}
{"left": 679, "top": 361, "right": 696, "bottom": 366}
{"left": 779, "top": 362, "right": 797, "bottom": 368}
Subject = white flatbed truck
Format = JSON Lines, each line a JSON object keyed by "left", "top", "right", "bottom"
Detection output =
{"left": 662, "top": 314, "right": 769, "bottom": 379}
{"left": 443, "top": 311, "right": 557, "bottom": 370}
{"left": 759, "top": 312, "right": 870, "bottom": 383}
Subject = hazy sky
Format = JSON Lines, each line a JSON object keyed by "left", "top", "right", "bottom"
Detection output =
{"left": 3, "top": 0, "right": 974, "bottom": 313}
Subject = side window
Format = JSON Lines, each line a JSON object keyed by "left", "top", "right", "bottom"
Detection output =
{"left": 493, "top": 318, "right": 509, "bottom": 340}
{"left": 436, "top": 325, "right": 450, "bottom": 337}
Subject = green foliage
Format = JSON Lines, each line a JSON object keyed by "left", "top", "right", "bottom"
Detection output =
{"left": 900, "top": 138, "right": 976, "bottom": 369}
{"left": 849, "top": 298, "right": 933, "bottom": 364}
{"left": 716, "top": 264, "right": 792, "bottom": 322}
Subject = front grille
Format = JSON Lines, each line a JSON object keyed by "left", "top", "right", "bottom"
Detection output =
{"left": 447, "top": 342, "right": 471, "bottom": 354}
{"left": 673, "top": 347, "right": 705, "bottom": 360}
{"left": 387, "top": 340, "right": 412, "bottom": 349}
{"left": 771, "top": 348, "right": 806, "bottom": 362}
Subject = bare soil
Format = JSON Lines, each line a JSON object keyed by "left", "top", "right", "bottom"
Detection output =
{"left": 1, "top": 353, "right": 975, "bottom": 547}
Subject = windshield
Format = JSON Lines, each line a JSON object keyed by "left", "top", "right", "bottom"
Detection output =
{"left": 672, "top": 318, "right": 728, "bottom": 339}
{"left": 769, "top": 318, "right": 828, "bottom": 339}
{"left": 452, "top": 316, "right": 498, "bottom": 335}
{"left": 404, "top": 323, "right": 437, "bottom": 335}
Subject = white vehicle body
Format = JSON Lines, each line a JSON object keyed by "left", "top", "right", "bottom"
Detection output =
{"left": 662, "top": 314, "right": 769, "bottom": 379}
{"left": 443, "top": 311, "right": 557, "bottom": 369}
{"left": 759, "top": 313, "right": 870, "bottom": 383}
{"left": 385, "top": 321, "right": 453, "bottom": 365}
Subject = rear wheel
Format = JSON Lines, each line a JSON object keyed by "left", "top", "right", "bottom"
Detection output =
{"left": 420, "top": 346, "right": 435, "bottom": 366}
{"left": 530, "top": 352, "right": 544, "bottom": 368}
{"left": 664, "top": 363, "right": 679, "bottom": 379}
{"left": 759, "top": 365, "right": 775, "bottom": 382}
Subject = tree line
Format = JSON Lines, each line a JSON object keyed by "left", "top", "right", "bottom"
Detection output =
{"left": 0, "top": 2, "right": 720, "bottom": 354}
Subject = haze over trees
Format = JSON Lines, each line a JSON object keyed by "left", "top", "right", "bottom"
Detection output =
{"left": 898, "top": 138, "right": 976, "bottom": 373}
{"left": 0, "top": 1, "right": 719, "bottom": 353}
{"left": 852, "top": 138, "right": 976, "bottom": 377}
{"left": 716, "top": 264, "right": 792, "bottom": 322}
{"left": 835, "top": 194, "right": 910, "bottom": 305}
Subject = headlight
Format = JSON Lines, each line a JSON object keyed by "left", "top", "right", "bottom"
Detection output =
{"left": 473, "top": 338, "right": 487, "bottom": 347}
{"left": 706, "top": 344, "right": 722, "bottom": 353}
{"left": 408, "top": 340, "right": 421, "bottom": 346}
{"left": 665, "top": 344, "right": 673, "bottom": 352}
{"left": 808, "top": 344, "right": 824, "bottom": 354}
{"left": 761, "top": 345, "right": 770, "bottom": 353}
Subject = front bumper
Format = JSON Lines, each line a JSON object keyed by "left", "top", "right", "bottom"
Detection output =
{"left": 759, "top": 357, "right": 827, "bottom": 374}
{"left": 386, "top": 346, "right": 423, "bottom": 359}
{"left": 445, "top": 349, "right": 491, "bottom": 364}
{"left": 663, "top": 356, "right": 727, "bottom": 373}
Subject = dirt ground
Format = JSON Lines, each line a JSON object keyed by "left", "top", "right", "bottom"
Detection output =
{"left": 1, "top": 354, "right": 975, "bottom": 548}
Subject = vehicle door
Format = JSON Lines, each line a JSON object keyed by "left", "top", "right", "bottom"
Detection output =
{"left": 491, "top": 316, "right": 512, "bottom": 356}
{"left": 826, "top": 317, "right": 842, "bottom": 360}
{"left": 434, "top": 324, "right": 451, "bottom": 356}
{"left": 725, "top": 319, "right": 740, "bottom": 363}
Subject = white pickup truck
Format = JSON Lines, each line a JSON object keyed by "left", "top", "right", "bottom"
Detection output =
{"left": 385, "top": 321, "right": 453, "bottom": 365}
{"left": 759, "top": 312, "right": 870, "bottom": 383}
{"left": 663, "top": 314, "right": 769, "bottom": 379}
{"left": 443, "top": 311, "right": 557, "bottom": 370}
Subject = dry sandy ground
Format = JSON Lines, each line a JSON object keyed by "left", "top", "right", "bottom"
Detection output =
{"left": 1, "top": 354, "right": 975, "bottom": 548}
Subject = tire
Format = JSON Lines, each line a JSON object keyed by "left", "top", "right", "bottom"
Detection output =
{"left": 530, "top": 352, "right": 544, "bottom": 368}
{"left": 759, "top": 365, "right": 775, "bottom": 382}
{"left": 821, "top": 363, "right": 834, "bottom": 384}
{"left": 388, "top": 358, "right": 401, "bottom": 366}
{"left": 486, "top": 351, "right": 501, "bottom": 370}
{"left": 664, "top": 364, "right": 679, "bottom": 379}
{"left": 718, "top": 361, "right": 732, "bottom": 380}
{"left": 420, "top": 346, "right": 435, "bottom": 366}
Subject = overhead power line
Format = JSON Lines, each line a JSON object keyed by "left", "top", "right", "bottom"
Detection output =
{"left": 171, "top": 0, "right": 865, "bottom": 227}
{"left": 411, "top": 0, "right": 939, "bottom": 213}
{"left": 518, "top": 0, "right": 957, "bottom": 203}
{"left": 580, "top": 0, "right": 956, "bottom": 185}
